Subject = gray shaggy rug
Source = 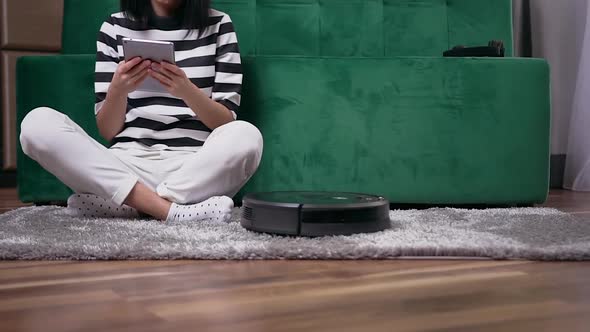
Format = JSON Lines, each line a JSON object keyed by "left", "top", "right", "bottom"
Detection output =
{"left": 0, "top": 206, "right": 589, "bottom": 261}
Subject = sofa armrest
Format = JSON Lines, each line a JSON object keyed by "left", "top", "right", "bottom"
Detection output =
{"left": 16, "top": 55, "right": 100, "bottom": 203}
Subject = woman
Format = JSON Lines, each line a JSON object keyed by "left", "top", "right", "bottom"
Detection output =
{"left": 19, "top": 0, "right": 263, "bottom": 223}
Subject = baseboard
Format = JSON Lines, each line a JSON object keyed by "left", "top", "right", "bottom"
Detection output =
{"left": 550, "top": 154, "right": 566, "bottom": 189}
{"left": 0, "top": 171, "right": 17, "bottom": 188}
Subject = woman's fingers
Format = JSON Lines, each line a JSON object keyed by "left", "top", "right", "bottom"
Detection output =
{"left": 127, "top": 60, "right": 151, "bottom": 78}
{"left": 120, "top": 57, "right": 143, "bottom": 73}
{"left": 153, "top": 62, "right": 184, "bottom": 80}
{"left": 148, "top": 69, "right": 173, "bottom": 87}
{"left": 151, "top": 63, "right": 176, "bottom": 82}
{"left": 130, "top": 69, "right": 150, "bottom": 86}
{"left": 118, "top": 60, "right": 185, "bottom": 94}
{"left": 161, "top": 62, "right": 184, "bottom": 76}
{"left": 158, "top": 65, "right": 179, "bottom": 80}
{"left": 151, "top": 63, "right": 176, "bottom": 78}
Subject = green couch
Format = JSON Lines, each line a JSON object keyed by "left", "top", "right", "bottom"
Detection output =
{"left": 17, "top": 0, "right": 551, "bottom": 205}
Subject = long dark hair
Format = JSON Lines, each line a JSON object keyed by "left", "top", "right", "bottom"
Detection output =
{"left": 121, "top": 0, "right": 211, "bottom": 32}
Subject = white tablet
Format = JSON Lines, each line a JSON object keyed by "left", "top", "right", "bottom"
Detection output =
{"left": 122, "top": 37, "right": 176, "bottom": 93}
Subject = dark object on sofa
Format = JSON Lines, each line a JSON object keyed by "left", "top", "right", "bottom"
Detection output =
{"left": 444, "top": 40, "right": 506, "bottom": 57}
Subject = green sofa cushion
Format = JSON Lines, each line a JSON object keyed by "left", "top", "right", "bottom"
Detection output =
{"left": 17, "top": 55, "right": 550, "bottom": 204}
{"left": 62, "top": 0, "right": 513, "bottom": 56}
{"left": 239, "top": 56, "right": 549, "bottom": 204}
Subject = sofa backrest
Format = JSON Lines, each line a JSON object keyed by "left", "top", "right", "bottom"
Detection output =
{"left": 215, "top": 0, "right": 513, "bottom": 57}
{"left": 62, "top": 0, "right": 513, "bottom": 56}
{"left": 61, "top": 0, "right": 120, "bottom": 54}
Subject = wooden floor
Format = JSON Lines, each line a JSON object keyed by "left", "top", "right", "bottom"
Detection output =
{"left": 0, "top": 188, "right": 589, "bottom": 332}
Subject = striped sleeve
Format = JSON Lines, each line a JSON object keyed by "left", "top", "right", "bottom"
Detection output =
{"left": 95, "top": 17, "right": 120, "bottom": 115}
{"left": 212, "top": 14, "right": 242, "bottom": 119}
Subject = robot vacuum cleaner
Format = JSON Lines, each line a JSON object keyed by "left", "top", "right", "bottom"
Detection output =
{"left": 241, "top": 192, "right": 390, "bottom": 237}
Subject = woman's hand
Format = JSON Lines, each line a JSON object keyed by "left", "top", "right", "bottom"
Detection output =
{"left": 109, "top": 57, "right": 151, "bottom": 97}
{"left": 149, "top": 62, "right": 196, "bottom": 99}
{"left": 150, "top": 61, "right": 234, "bottom": 129}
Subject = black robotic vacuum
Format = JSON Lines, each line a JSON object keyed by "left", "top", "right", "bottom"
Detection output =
{"left": 241, "top": 192, "right": 390, "bottom": 237}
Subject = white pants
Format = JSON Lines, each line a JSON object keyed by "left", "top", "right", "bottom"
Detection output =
{"left": 19, "top": 107, "right": 263, "bottom": 206}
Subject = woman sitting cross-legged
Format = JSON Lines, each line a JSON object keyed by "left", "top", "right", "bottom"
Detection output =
{"left": 19, "top": 0, "right": 263, "bottom": 223}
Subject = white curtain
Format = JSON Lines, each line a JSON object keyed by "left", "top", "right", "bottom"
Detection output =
{"left": 564, "top": 1, "right": 590, "bottom": 190}
{"left": 514, "top": 0, "right": 590, "bottom": 190}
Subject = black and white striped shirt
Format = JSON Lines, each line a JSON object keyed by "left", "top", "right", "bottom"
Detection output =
{"left": 95, "top": 9, "right": 242, "bottom": 151}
